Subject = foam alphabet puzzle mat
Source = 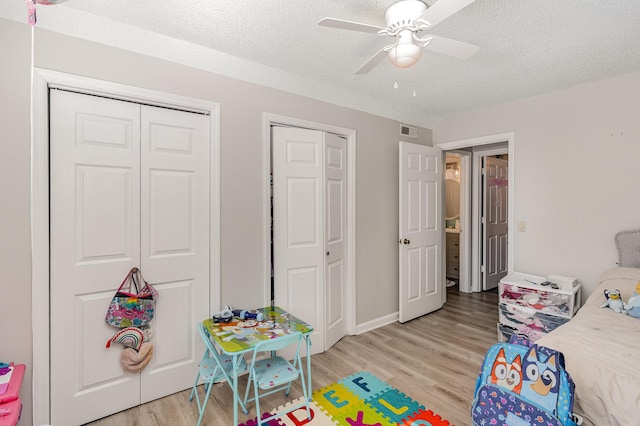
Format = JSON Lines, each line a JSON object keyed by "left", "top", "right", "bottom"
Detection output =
{"left": 239, "top": 371, "right": 453, "bottom": 426}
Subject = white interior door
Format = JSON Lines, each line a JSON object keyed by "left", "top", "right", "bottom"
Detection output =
{"left": 273, "top": 127, "right": 325, "bottom": 354}
{"left": 50, "top": 90, "right": 209, "bottom": 425}
{"left": 399, "top": 142, "right": 444, "bottom": 323}
{"left": 483, "top": 156, "right": 508, "bottom": 290}
{"left": 324, "top": 133, "right": 347, "bottom": 349}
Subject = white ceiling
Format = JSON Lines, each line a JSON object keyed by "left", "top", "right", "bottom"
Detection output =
{"left": 3, "top": 0, "right": 640, "bottom": 128}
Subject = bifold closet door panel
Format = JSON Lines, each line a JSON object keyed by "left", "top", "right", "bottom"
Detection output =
{"left": 50, "top": 89, "right": 142, "bottom": 425}
{"left": 139, "top": 105, "right": 210, "bottom": 403}
{"left": 324, "top": 133, "right": 347, "bottom": 351}
{"left": 272, "top": 126, "right": 325, "bottom": 355}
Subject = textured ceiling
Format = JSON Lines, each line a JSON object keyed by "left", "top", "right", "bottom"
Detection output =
{"left": 2, "top": 0, "right": 640, "bottom": 128}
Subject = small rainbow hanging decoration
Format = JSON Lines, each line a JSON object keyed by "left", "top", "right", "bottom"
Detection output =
{"left": 24, "top": 0, "right": 69, "bottom": 26}
{"left": 106, "top": 327, "right": 145, "bottom": 351}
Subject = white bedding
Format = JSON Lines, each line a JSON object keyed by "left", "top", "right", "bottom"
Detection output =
{"left": 536, "top": 267, "right": 640, "bottom": 426}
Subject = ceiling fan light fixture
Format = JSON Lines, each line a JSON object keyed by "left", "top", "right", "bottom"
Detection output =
{"left": 387, "top": 44, "right": 422, "bottom": 68}
{"left": 387, "top": 30, "right": 422, "bottom": 68}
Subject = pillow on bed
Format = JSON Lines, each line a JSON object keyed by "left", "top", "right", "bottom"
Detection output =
{"left": 615, "top": 229, "right": 640, "bottom": 268}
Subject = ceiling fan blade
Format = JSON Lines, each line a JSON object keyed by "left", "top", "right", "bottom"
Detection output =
{"left": 417, "top": 0, "right": 478, "bottom": 27}
{"left": 354, "top": 48, "right": 390, "bottom": 75}
{"left": 424, "top": 35, "right": 479, "bottom": 59}
{"left": 318, "top": 17, "right": 385, "bottom": 34}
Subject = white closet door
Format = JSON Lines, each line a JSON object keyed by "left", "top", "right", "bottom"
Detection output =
{"left": 50, "top": 91, "right": 210, "bottom": 424}
{"left": 324, "top": 134, "right": 347, "bottom": 349}
{"left": 272, "top": 127, "right": 325, "bottom": 354}
{"left": 139, "top": 105, "right": 209, "bottom": 402}
{"left": 50, "top": 90, "right": 142, "bottom": 425}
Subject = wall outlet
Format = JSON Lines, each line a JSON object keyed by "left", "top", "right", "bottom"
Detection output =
{"left": 517, "top": 221, "right": 526, "bottom": 232}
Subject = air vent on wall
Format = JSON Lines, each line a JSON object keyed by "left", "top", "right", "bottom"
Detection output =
{"left": 400, "top": 124, "right": 418, "bottom": 139}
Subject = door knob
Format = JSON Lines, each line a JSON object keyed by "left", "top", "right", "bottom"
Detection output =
{"left": 326, "top": 251, "right": 330, "bottom": 256}
{"left": 403, "top": 239, "right": 411, "bottom": 245}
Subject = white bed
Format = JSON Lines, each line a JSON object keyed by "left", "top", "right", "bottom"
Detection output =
{"left": 536, "top": 230, "right": 640, "bottom": 426}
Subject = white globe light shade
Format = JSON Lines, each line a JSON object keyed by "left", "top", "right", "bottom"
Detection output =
{"left": 387, "top": 30, "right": 422, "bottom": 68}
{"left": 387, "top": 43, "right": 422, "bottom": 68}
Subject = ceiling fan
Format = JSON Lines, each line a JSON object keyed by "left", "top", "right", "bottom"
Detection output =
{"left": 318, "top": 0, "right": 480, "bottom": 74}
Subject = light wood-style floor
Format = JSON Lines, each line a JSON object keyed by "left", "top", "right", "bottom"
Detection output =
{"left": 86, "top": 285, "right": 498, "bottom": 426}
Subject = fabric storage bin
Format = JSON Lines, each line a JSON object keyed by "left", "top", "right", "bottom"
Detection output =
{"left": 498, "top": 302, "right": 569, "bottom": 334}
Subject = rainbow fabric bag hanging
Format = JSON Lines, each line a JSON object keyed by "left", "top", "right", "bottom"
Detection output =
{"left": 105, "top": 327, "right": 145, "bottom": 351}
{"left": 471, "top": 336, "right": 582, "bottom": 426}
{"left": 105, "top": 268, "right": 158, "bottom": 328}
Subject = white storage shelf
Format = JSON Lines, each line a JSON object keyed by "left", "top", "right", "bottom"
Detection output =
{"left": 497, "top": 272, "right": 582, "bottom": 342}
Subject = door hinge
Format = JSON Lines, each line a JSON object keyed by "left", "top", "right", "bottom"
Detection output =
{"left": 481, "top": 264, "right": 485, "bottom": 273}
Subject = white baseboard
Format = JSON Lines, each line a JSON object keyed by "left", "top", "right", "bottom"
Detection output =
{"left": 354, "top": 311, "right": 399, "bottom": 335}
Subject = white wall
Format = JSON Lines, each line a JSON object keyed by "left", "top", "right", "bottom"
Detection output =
{"left": 0, "top": 20, "right": 33, "bottom": 426}
{"left": 0, "top": 19, "right": 431, "bottom": 425}
{"left": 434, "top": 71, "right": 640, "bottom": 300}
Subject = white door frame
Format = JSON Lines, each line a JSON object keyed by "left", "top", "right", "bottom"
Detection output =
{"left": 31, "top": 68, "right": 221, "bottom": 426}
{"left": 444, "top": 151, "right": 471, "bottom": 292}
{"left": 262, "top": 113, "right": 357, "bottom": 338}
{"left": 435, "top": 133, "right": 515, "bottom": 293}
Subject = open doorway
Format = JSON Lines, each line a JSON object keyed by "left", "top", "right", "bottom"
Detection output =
{"left": 444, "top": 153, "right": 466, "bottom": 291}
{"left": 437, "top": 134, "right": 514, "bottom": 294}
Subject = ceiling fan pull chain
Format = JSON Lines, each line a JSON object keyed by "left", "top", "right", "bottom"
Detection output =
{"left": 394, "top": 46, "right": 399, "bottom": 89}
{"left": 413, "top": 63, "right": 417, "bottom": 98}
